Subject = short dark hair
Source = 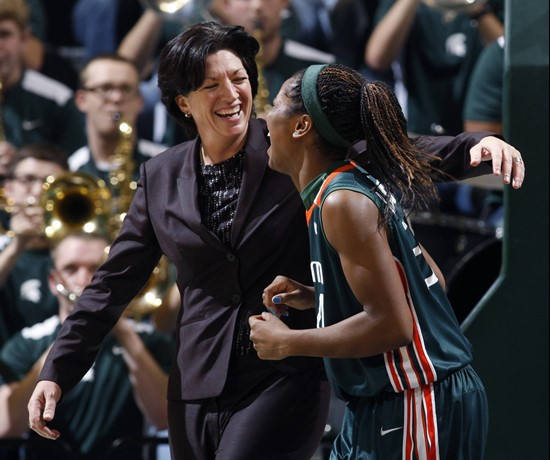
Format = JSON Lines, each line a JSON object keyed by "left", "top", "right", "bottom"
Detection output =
{"left": 9, "top": 142, "right": 68, "bottom": 177}
{"left": 283, "top": 64, "right": 439, "bottom": 224}
{"left": 79, "top": 53, "right": 141, "bottom": 88}
{"left": 157, "top": 21, "right": 260, "bottom": 137}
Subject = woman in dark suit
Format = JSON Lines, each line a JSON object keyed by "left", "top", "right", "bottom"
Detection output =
{"left": 27, "top": 21, "right": 524, "bottom": 460}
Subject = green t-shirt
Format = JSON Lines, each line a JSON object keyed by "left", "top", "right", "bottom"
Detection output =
{"left": 0, "top": 317, "right": 175, "bottom": 460}
{"left": 374, "top": 0, "right": 489, "bottom": 135}
{"left": 4, "top": 69, "right": 86, "bottom": 155}
{"left": 463, "top": 37, "right": 504, "bottom": 123}
{"left": 0, "top": 244, "right": 58, "bottom": 347}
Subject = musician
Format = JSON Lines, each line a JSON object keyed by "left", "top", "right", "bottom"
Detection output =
{"left": 0, "top": 231, "right": 173, "bottom": 459}
{"left": 0, "top": 143, "right": 67, "bottom": 347}
{"left": 69, "top": 53, "right": 166, "bottom": 186}
{"left": 0, "top": 0, "right": 85, "bottom": 154}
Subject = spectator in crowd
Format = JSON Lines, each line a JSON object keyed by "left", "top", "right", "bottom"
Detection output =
{"left": 69, "top": 54, "right": 166, "bottom": 186}
{"left": 365, "top": 0, "right": 504, "bottom": 136}
{"left": 0, "top": 143, "right": 67, "bottom": 347}
{"left": 0, "top": 231, "right": 174, "bottom": 459}
{"left": 0, "top": 0, "right": 86, "bottom": 154}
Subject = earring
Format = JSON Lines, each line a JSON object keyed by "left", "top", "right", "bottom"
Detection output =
{"left": 184, "top": 113, "right": 191, "bottom": 118}
{"left": 292, "top": 132, "right": 299, "bottom": 138}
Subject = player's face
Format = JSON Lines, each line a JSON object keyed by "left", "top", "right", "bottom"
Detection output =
{"left": 265, "top": 80, "right": 299, "bottom": 175}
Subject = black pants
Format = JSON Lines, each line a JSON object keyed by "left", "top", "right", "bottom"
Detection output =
{"left": 168, "top": 364, "right": 330, "bottom": 460}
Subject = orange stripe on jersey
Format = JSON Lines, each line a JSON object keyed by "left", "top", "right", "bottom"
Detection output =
{"left": 392, "top": 259, "right": 437, "bottom": 388}
{"left": 404, "top": 386, "right": 440, "bottom": 460}
{"left": 305, "top": 163, "right": 355, "bottom": 225}
{"left": 422, "top": 385, "right": 439, "bottom": 459}
{"left": 385, "top": 350, "right": 404, "bottom": 392}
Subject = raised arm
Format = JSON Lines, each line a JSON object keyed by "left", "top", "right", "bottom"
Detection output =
{"left": 117, "top": 8, "right": 164, "bottom": 77}
{"left": 364, "top": 0, "right": 420, "bottom": 71}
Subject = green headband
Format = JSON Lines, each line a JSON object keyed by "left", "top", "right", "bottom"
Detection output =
{"left": 301, "top": 64, "right": 352, "bottom": 149}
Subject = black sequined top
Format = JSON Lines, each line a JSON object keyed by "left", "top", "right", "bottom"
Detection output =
{"left": 198, "top": 150, "right": 245, "bottom": 246}
{"left": 197, "top": 149, "right": 254, "bottom": 357}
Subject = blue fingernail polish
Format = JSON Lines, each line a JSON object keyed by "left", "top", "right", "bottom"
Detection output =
{"left": 273, "top": 296, "right": 281, "bottom": 303}
{"left": 281, "top": 311, "right": 289, "bottom": 317}
{"left": 269, "top": 308, "right": 276, "bottom": 315}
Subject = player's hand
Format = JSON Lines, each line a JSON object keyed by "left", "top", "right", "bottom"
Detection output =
{"left": 470, "top": 136, "right": 525, "bottom": 189}
{"left": 262, "top": 275, "right": 315, "bottom": 317}
{"left": 249, "top": 312, "right": 291, "bottom": 360}
{"left": 28, "top": 380, "right": 61, "bottom": 440}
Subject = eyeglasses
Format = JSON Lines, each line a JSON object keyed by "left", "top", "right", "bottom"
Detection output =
{"left": 11, "top": 174, "right": 49, "bottom": 187}
{"left": 82, "top": 85, "right": 139, "bottom": 99}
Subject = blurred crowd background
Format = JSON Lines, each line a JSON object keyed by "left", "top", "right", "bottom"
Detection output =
{"left": 0, "top": 0, "right": 519, "bottom": 459}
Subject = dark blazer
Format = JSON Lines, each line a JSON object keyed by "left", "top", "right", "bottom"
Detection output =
{"left": 39, "top": 119, "right": 492, "bottom": 400}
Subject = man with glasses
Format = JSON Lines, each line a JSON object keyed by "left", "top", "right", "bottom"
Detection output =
{"left": 68, "top": 54, "right": 166, "bottom": 187}
{"left": 0, "top": 142, "right": 68, "bottom": 347}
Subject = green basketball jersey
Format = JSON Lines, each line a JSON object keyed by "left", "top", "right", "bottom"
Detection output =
{"left": 301, "top": 161, "right": 472, "bottom": 401}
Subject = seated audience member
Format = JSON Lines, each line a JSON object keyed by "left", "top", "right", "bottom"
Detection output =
{"left": 68, "top": 54, "right": 166, "bottom": 186}
{"left": 0, "top": 0, "right": 86, "bottom": 154}
{"left": 0, "top": 143, "right": 68, "bottom": 347}
{"left": 0, "top": 232, "right": 174, "bottom": 459}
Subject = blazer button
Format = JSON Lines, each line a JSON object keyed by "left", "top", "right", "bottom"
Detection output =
{"left": 231, "top": 294, "right": 242, "bottom": 304}
{"left": 226, "top": 253, "right": 237, "bottom": 262}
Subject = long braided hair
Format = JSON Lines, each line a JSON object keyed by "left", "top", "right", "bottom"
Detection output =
{"left": 283, "top": 64, "right": 439, "bottom": 225}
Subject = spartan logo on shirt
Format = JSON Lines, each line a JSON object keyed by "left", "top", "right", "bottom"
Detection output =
{"left": 446, "top": 33, "right": 467, "bottom": 57}
{"left": 310, "top": 261, "right": 326, "bottom": 328}
{"left": 20, "top": 279, "right": 42, "bottom": 303}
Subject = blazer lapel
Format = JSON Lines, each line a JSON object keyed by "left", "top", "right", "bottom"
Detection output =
{"left": 176, "top": 139, "right": 224, "bottom": 249}
{"left": 230, "top": 120, "right": 269, "bottom": 248}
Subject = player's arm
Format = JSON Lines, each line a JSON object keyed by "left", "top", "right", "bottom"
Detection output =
{"left": 250, "top": 190, "right": 413, "bottom": 360}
